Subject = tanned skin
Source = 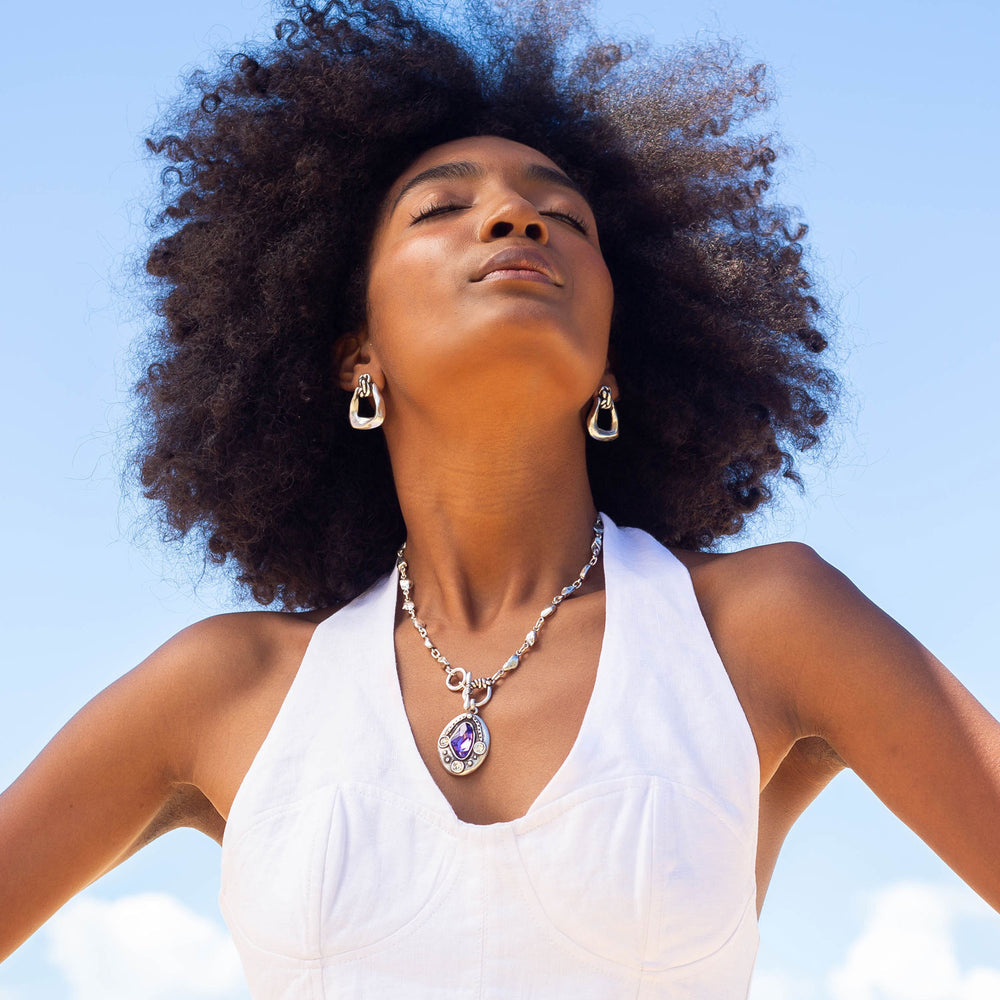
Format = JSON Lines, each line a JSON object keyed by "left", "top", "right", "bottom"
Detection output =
{"left": 2, "top": 137, "right": 998, "bottom": 962}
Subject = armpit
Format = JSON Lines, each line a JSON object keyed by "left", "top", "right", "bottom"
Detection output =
{"left": 90, "top": 783, "right": 225, "bottom": 884}
{"left": 791, "top": 735, "right": 848, "bottom": 773}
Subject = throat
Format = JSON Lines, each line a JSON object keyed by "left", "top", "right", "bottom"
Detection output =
{"left": 385, "top": 414, "right": 600, "bottom": 625}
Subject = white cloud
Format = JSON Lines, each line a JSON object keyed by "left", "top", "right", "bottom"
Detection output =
{"left": 827, "top": 881, "right": 1000, "bottom": 1000}
{"left": 44, "top": 892, "right": 248, "bottom": 1000}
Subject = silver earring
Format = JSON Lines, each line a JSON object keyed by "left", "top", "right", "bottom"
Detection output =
{"left": 349, "top": 373, "right": 385, "bottom": 430}
{"left": 586, "top": 385, "right": 618, "bottom": 441}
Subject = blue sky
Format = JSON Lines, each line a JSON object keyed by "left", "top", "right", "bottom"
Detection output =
{"left": 1, "top": 1, "right": 998, "bottom": 997}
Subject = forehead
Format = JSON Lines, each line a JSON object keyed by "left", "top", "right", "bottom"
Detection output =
{"left": 402, "top": 135, "right": 563, "bottom": 177}
{"left": 386, "top": 135, "right": 575, "bottom": 203}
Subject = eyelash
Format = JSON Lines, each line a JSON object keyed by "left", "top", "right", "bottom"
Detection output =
{"left": 409, "top": 202, "right": 589, "bottom": 234}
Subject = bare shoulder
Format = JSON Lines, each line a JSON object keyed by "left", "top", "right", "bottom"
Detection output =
{"left": 669, "top": 542, "right": 852, "bottom": 779}
{"left": 669, "top": 539, "right": 854, "bottom": 652}
{"left": 670, "top": 538, "right": 826, "bottom": 593}
{"left": 669, "top": 539, "right": 844, "bottom": 669}
{"left": 86, "top": 608, "right": 331, "bottom": 838}
{"left": 158, "top": 607, "right": 331, "bottom": 713}
{"left": 144, "top": 607, "right": 337, "bottom": 824}
{"left": 128, "top": 608, "right": 328, "bottom": 780}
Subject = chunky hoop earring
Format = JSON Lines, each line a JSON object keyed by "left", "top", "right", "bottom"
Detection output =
{"left": 349, "top": 373, "right": 385, "bottom": 430}
{"left": 586, "top": 385, "right": 619, "bottom": 441}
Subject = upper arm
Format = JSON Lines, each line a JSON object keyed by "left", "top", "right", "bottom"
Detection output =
{"left": 0, "top": 616, "right": 253, "bottom": 961}
{"left": 760, "top": 544, "right": 1000, "bottom": 913}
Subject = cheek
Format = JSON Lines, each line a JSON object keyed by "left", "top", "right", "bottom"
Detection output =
{"left": 364, "top": 238, "right": 469, "bottom": 390}
{"left": 367, "top": 236, "right": 462, "bottom": 337}
{"left": 573, "top": 253, "right": 615, "bottom": 343}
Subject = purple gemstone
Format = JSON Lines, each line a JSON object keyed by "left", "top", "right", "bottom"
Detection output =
{"left": 450, "top": 720, "right": 475, "bottom": 760}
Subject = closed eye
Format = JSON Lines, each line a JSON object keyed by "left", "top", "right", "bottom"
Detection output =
{"left": 409, "top": 202, "right": 466, "bottom": 224}
{"left": 542, "top": 210, "right": 589, "bottom": 234}
{"left": 409, "top": 202, "right": 589, "bottom": 235}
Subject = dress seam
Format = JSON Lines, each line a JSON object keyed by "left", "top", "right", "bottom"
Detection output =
{"left": 635, "top": 779, "right": 658, "bottom": 999}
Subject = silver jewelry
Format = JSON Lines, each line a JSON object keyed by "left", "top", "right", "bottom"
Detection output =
{"left": 349, "top": 373, "right": 385, "bottom": 430}
{"left": 586, "top": 385, "right": 619, "bottom": 441}
{"left": 396, "top": 516, "right": 604, "bottom": 776}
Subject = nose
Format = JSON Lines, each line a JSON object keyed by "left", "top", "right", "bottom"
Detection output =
{"left": 478, "top": 196, "right": 549, "bottom": 244}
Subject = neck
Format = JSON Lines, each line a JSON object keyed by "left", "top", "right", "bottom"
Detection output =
{"left": 385, "top": 411, "right": 600, "bottom": 629}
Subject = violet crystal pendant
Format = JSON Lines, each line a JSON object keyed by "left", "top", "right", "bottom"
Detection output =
{"left": 437, "top": 712, "right": 490, "bottom": 776}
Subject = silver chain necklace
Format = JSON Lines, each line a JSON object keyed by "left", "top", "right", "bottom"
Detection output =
{"left": 395, "top": 516, "right": 604, "bottom": 776}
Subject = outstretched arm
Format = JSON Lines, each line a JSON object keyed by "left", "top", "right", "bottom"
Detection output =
{"left": 0, "top": 616, "right": 257, "bottom": 962}
{"left": 760, "top": 544, "right": 1000, "bottom": 913}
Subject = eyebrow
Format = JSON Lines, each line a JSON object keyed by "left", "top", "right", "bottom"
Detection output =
{"left": 390, "top": 160, "right": 583, "bottom": 213}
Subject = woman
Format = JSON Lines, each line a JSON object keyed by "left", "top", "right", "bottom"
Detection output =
{"left": 2, "top": 0, "right": 997, "bottom": 995}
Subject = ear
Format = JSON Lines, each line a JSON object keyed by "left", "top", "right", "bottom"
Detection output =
{"left": 332, "top": 329, "right": 384, "bottom": 393}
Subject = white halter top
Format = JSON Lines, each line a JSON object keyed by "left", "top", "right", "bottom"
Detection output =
{"left": 220, "top": 515, "right": 760, "bottom": 998}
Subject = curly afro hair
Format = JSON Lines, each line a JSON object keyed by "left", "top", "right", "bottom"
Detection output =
{"left": 137, "top": 0, "right": 837, "bottom": 610}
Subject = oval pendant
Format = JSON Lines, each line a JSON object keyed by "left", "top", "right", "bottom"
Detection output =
{"left": 437, "top": 712, "right": 490, "bottom": 776}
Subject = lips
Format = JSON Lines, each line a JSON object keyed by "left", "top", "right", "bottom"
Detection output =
{"left": 473, "top": 247, "right": 562, "bottom": 285}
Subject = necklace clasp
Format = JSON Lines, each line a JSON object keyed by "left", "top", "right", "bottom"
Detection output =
{"left": 463, "top": 676, "right": 493, "bottom": 712}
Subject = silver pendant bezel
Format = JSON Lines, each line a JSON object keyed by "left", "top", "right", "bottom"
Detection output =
{"left": 438, "top": 712, "right": 490, "bottom": 776}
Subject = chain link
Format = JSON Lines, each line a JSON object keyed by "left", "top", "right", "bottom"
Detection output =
{"left": 396, "top": 516, "right": 604, "bottom": 709}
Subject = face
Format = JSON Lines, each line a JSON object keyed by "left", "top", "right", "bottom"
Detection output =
{"left": 354, "top": 135, "right": 615, "bottom": 424}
